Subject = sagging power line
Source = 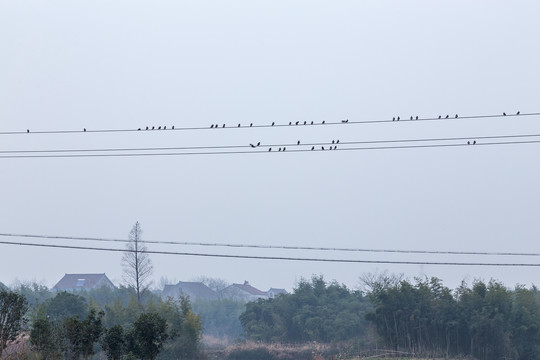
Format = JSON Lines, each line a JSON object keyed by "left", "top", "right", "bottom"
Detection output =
{"left": 2, "top": 232, "right": 540, "bottom": 258}
{"left": 2, "top": 240, "right": 540, "bottom": 266}
{"left": 2, "top": 111, "right": 535, "bottom": 136}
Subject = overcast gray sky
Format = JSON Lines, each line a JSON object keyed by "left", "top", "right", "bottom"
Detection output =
{"left": 1, "top": 0, "right": 540, "bottom": 292}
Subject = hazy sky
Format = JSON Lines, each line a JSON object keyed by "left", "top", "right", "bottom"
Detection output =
{"left": 1, "top": 1, "right": 540, "bottom": 292}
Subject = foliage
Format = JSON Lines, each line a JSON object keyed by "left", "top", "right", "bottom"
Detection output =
{"left": 364, "top": 275, "right": 540, "bottom": 360}
{"left": 44, "top": 292, "right": 87, "bottom": 321}
{"left": 101, "top": 325, "right": 125, "bottom": 360}
{"left": 240, "top": 275, "right": 371, "bottom": 343}
{"left": 122, "top": 221, "right": 153, "bottom": 303}
{"left": 0, "top": 288, "right": 28, "bottom": 357}
{"left": 128, "top": 312, "right": 169, "bottom": 360}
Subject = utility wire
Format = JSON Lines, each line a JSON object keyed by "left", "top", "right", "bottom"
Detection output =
{"left": 2, "top": 240, "right": 540, "bottom": 266}
{"left": 1, "top": 133, "right": 540, "bottom": 155}
{"left": 1, "top": 232, "right": 540, "bottom": 257}
{"left": 1, "top": 112, "right": 536, "bottom": 136}
{"left": 0, "top": 138, "right": 539, "bottom": 159}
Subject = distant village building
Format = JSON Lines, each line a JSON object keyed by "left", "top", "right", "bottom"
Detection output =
{"left": 162, "top": 281, "right": 218, "bottom": 301}
{"left": 52, "top": 273, "right": 115, "bottom": 292}
{"left": 267, "top": 288, "right": 288, "bottom": 298}
{"left": 224, "top": 281, "right": 269, "bottom": 302}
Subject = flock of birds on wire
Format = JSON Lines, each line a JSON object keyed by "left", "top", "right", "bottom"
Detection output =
{"left": 21, "top": 111, "right": 521, "bottom": 151}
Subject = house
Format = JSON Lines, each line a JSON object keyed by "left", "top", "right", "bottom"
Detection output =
{"left": 224, "top": 281, "right": 269, "bottom": 302}
{"left": 161, "top": 281, "right": 218, "bottom": 301}
{"left": 52, "top": 273, "right": 115, "bottom": 292}
{"left": 267, "top": 288, "right": 288, "bottom": 298}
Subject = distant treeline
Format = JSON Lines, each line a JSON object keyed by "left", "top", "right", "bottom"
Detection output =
{"left": 240, "top": 274, "right": 540, "bottom": 360}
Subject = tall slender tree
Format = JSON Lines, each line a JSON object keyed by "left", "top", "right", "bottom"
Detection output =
{"left": 122, "top": 222, "right": 153, "bottom": 302}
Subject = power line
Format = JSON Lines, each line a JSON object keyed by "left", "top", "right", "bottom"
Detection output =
{"left": 0, "top": 138, "right": 539, "bottom": 159}
{"left": 1, "top": 232, "right": 540, "bottom": 257}
{"left": 1, "top": 133, "right": 540, "bottom": 155}
{"left": 1, "top": 112, "right": 536, "bottom": 136}
{"left": 1, "top": 240, "right": 540, "bottom": 266}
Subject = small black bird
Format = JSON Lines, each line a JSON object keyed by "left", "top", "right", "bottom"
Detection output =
{"left": 283, "top": 147, "right": 286, "bottom": 151}
{"left": 473, "top": 140, "right": 476, "bottom": 145}
{"left": 455, "top": 114, "right": 458, "bottom": 118}
{"left": 445, "top": 115, "right": 449, "bottom": 119}
{"left": 222, "top": 124, "right": 225, "bottom": 128}
{"left": 295, "top": 121, "right": 299, "bottom": 125}
{"left": 341, "top": 119, "right": 349, "bottom": 123}
{"left": 289, "top": 122, "right": 292, "bottom": 125}
{"left": 322, "top": 121, "right": 325, "bottom": 124}
{"left": 278, "top": 148, "right": 282, "bottom": 151}
{"left": 172, "top": 126, "right": 175, "bottom": 129}
{"left": 410, "top": 116, "right": 413, "bottom": 120}
{"left": 27, "top": 129, "right": 29, "bottom": 133}
{"left": 438, "top": 115, "right": 441, "bottom": 119}
{"left": 257, "top": 142, "right": 260, "bottom": 146}
{"left": 336, "top": 140, "right": 339, "bottom": 144}
{"left": 311, "top": 121, "right": 314, "bottom": 125}
{"left": 297, "top": 140, "right": 300, "bottom": 145}
{"left": 250, "top": 144, "right": 256, "bottom": 148}
{"left": 250, "top": 123, "right": 253, "bottom": 127}
{"left": 269, "top": 148, "right": 272, "bottom": 151}
{"left": 397, "top": 117, "right": 400, "bottom": 121}
{"left": 272, "top": 122, "right": 275, "bottom": 126}
{"left": 332, "top": 140, "right": 335, "bottom": 144}
{"left": 415, "top": 116, "right": 418, "bottom": 120}
{"left": 238, "top": 124, "right": 241, "bottom": 127}
{"left": 321, "top": 146, "right": 325, "bottom": 150}
{"left": 503, "top": 112, "right": 507, "bottom": 116}
{"left": 210, "top": 125, "right": 214, "bottom": 128}
{"left": 158, "top": 126, "right": 161, "bottom": 130}
{"left": 311, "top": 146, "right": 315, "bottom": 150}
{"left": 467, "top": 141, "right": 470, "bottom": 145}
{"left": 164, "top": 126, "right": 166, "bottom": 130}
{"left": 84, "top": 128, "right": 86, "bottom": 132}
{"left": 138, "top": 128, "right": 141, "bottom": 131}
{"left": 334, "top": 146, "right": 338, "bottom": 150}
{"left": 393, "top": 117, "right": 395, "bottom": 121}
{"left": 303, "top": 121, "right": 307, "bottom": 125}
{"left": 152, "top": 126, "right": 155, "bottom": 130}
{"left": 517, "top": 111, "right": 520, "bottom": 115}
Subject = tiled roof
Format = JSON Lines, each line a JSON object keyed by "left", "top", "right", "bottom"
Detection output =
{"left": 52, "top": 273, "right": 113, "bottom": 290}
{"left": 231, "top": 282, "right": 267, "bottom": 296}
{"left": 176, "top": 281, "right": 217, "bottom": 298}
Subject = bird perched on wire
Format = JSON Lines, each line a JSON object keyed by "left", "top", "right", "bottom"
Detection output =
{"left": 473, "top": 140, "right": 476, "bottom": 145}
{"left": 410, "top": 116, "right": 413, "bottom": 120}
{"left": 146, "top": 126, "right": 149, "bottom": 130}
{"left": 172, "top": 126, "right": 175, "bottom": 129}
{"left": 257, "top": 142, "right": 260, "bottom": 146}
{"left": 322, "top": 121, "right": 325, "bottom": 124}
{"left": 438, "top": 115, "right": 441, "bottom": 119}
{"left": 84, "top": 128, "right": 86, "bottom": 132}
{"left": 152, "top": 126, "right": 155, "bottom": 130}
{"left": 341, "top": 119, "right": 349, "bottom": 123}
{"left": 272, "top": 122, "right": 275, "bottom": 126}
{"left": 445, "top": 115, "right": 449, "bottom": 119}
{"left": 138, "top": 128, "right": 141, "bottom": 131}
{"left": 238, "top": 124, "right": 241, "bottom": 127}
{"left": 295, "top": 121, "right": 299, "bottom": 125}
{"left": 222, "top": 124, "right": 225, "bottom": 128}
{"left": 250, "top": 123, "right": 253, "bottom": 127}
{"left": 503, "top": 112, "right": 507, "bottom": 116}
{"left": 393, "top": 117, "right": 395, "bottom": 121}
{"left": 27, "top": 129, "right": 29, "bottom": 133}
{"left": 297, "top": 140, "right": 300, "bottom": 145}
{"left": 517, "top": 111, "right": 520, "bottom": 115}
{"left": 158, "top": 126, "right": 161, "bottom": 130}
{"left": 250, "top": 144, "right": 256, "bottom": 148}
{"left": 455, "top": 114, "right": 458, "bottom": 118}
{"left": 311, "top": 146, "right": 315, "bottom": 150}
{"left": 467, "top": 141, "right": 470, "bottom": 145}
{"left": 415, "top": 116, "right": 418, "bottom": 120}
{"left": 311, "top": 121, "right": 314, "bottom": 125}
{"left": 397, "top": 117, "right": 400, "bottom": 121}
{"left": 210, "top": 124, "right": 214, "bottom": 128}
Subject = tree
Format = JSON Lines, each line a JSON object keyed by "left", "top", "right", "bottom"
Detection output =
{"left": 128, "top": 312, "right": 169, "bottom": 360}
{"left": 122, "top": 222, "right": 153, "bottom": 302}
{"left": 0, "top": 289, "right": 28, "bottom": 357}
{"left": 101, "top": 325, "right": 126, "bottom": 360}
